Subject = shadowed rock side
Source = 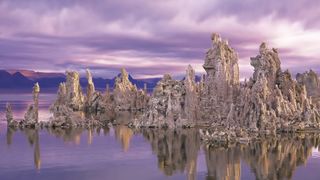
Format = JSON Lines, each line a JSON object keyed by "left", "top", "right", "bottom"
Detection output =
{"left": 4, "top": 33, "right": 320, "bottom": 143}
{"left": 297, "top": 70, "right": 320, "bottom": 108}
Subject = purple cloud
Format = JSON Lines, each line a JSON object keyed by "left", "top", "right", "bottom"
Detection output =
{"left": 0, "top": 0, "right": 319, "bottom": 78}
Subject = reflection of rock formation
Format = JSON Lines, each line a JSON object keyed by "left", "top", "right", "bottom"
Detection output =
{"left": 241, "top": 134, "right": 320, "bottom": 180}
{"left": 12, "top": 128, "right": 42, "bottom": 170}
{"left": 6, "top": 127, "right": 16, "bottom": 145}
{"left": 142, "top": 129, "right": 200, "bottom": 180}
{"left": 205, "top": 146, "right": 241, "bottom": 180}
{"left": 203, "top": 133, "right": 320, "bottom": 180}
{"left": 114, "top": 126, "right": 133, "bottom": 152}
{"left": 47, "top": 128, "right": 85, "bottom": 144}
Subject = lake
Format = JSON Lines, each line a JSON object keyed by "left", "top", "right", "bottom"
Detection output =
{"left": 0, "top": 93, "right": 320, "bottom": 180}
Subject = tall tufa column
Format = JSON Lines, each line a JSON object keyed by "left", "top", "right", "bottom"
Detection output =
{"left": 33, "top": 83, "right": 40, "bottom": 123}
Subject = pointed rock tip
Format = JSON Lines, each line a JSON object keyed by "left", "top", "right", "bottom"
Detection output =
{"left": 259, "top": 42, "right": 268, "bottom": 54}
{"left": 211, "top": 33, "right": 221, "bottom": 43}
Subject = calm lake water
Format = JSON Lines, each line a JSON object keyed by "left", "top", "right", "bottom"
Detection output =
{"left": 1, "top": 93, "right": 320, "bottom": 180}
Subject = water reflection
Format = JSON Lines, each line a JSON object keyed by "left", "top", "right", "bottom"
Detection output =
{"left": 204, "top": 146, "right": 241, "bottom": 180}
{"left": 4, "top": 127, "right": 320, "bottom": 180}
{"left": 114, "top": 126, "right": 134, "bottom": 152}
{"left": 242, "top": 134, "right": 320, "bottom": 180}
{"left": 141, "top": 128, "right": 201, "bottom": 180}
{"left": 7, "top": 127, "right": 41, "bottom": 170}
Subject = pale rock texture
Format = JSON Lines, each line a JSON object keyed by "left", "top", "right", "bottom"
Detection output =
{"left": 113, "top": 68, "right": 148, "bottom": 111}
{"left": 183, "top": 65, "right": 200, "bottom": 123}
{"left": 85, "top": 69, "right": 95, "bottom": 102}
{"left": 49, "top": 72, "right": 86, "bottom": 127}
{"left": 6, "top": 103, "right": 17, "bottom": 127}
{"left": 200, "top": 33, "right": 240, "bottom": 125}
{"left": 135, "top": 65, "right": 200, "bottom": 128}
{"left": 233, "top": 43, "right": 320, "bottom": 133}
{"left": 296, "top": 70, "right": 320, "bottom": 107}
{"left": 22, "top": 83, "right": 40, "bottom": 127}
{"left": 65, "top": 71, "right": 84, "bottom": 111}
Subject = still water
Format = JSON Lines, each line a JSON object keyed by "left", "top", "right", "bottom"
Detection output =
{"left": 1, "top": 93, "right": 320, "bottom": 180}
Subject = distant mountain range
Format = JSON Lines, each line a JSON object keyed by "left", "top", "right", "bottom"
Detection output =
{"left": 0, "top": 69, "right": 203, "bottom": 93}
{"left": 0, "top": 69, "right": 162, "bottom": 92}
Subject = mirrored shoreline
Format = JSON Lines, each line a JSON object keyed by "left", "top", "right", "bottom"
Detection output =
{"left": 2, "top": 125, "right": 320, "bottom": 180}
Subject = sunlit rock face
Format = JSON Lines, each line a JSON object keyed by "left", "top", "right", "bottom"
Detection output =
{"left": 23, "top": 82, "right": 40, "bottom": 127}
{"left": 85, "top": 69, "right": 95, "bottom": 103}
{"left": 142, "top": 129, "right": 200, "bottom": 179}
{"left": 49, "top": 72, "right": 86, "bottom": 127}
{"left": 65, "top": 71, "right": 84, "bottom": 111}
{"left": 200, "top": 33, "right": 240, "bottom": 125}
{"left": 113, "top": 68, "right": 148, "bottom": 111}
{"left": 297, "top": 70, "right": 320, "bottom": 107}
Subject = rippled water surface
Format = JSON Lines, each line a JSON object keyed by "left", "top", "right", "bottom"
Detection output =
{"left": 1, "top": 93, "right": 320, "bottom": 180}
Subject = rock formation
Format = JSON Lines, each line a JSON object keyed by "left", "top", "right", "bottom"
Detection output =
{"left": 86, "top": 69, "right": 95, "bottom": 102}
{"left": 5, "top": 103, "right": 17, "bottom": 127}
{"left": 65, "top": 71, "right": 84, "bottom": 111}
{"left": 296, "top": 70, "right": 320, "bottom": 107}
{"left": 134, "top": 65, "right": 200, "bottom": 128}
{"left": 23, "top": 82, "right": 40, "bottom": 127}
{"left": 229, "top": 42, "right": 320, "bottom": 134}
{"left": 113, "top": 68, "right": 148, "bottom": 111}
{"left": 200, "top": 33, "right": 240, "bottom": 125}
{"left": 49, "top": 72, "right": 86, "bottom": 127}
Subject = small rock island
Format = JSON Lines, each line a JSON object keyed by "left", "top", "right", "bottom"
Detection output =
{"left": 5, "top": 33, "right": 320, "bottom": 144}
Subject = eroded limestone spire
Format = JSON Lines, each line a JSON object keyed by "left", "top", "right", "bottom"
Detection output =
{"left": 86, "top": 69, "right": 95, "bottom": 100}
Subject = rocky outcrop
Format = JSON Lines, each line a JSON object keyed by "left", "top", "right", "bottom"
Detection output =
{"left": 233, "top": 43, "right": 320, "bottom": 133}
{"left": 134, "top": 65, "right": 200, "bottom": 128}
{"left": 65, "top": 71, "right": 84, "bottom": 111}
{"left": 200, "top": 33, "right": 240, "bottom": 124}
{"left": 296, "top": 70, "right": 320, "bottom": 107}
{"left": 136, "top": 74, "right": 185, "bottom": 128}
{"left": 113, "top": 68, "right": 148, "bottom": 111}
{"left": 86, "top": 69, "right": 95, "bottom": 102}
{"left": 22, "top": 82, "right": 40, "bottom": 127}
{"left": 5, "top": 103, "right": 18, "bottom": 127}
{"left": 49, "top": 72, "right": 87, "bottom": 127}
